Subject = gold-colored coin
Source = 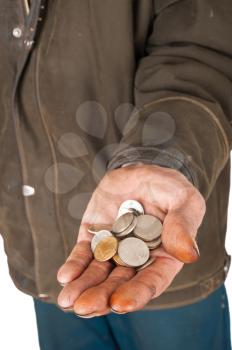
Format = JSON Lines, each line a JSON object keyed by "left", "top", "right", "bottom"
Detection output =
{"left": 94, "top": 236, "right": 118, "bottom": 262}
{"left": 112, "top": 254, "right": 129, "bottom": 267}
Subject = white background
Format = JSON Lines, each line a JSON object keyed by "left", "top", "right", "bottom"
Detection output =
{"left": 0, "top": 172, "right": 231, "bottom": 350}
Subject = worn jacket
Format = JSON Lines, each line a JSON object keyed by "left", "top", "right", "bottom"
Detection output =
{"left": 1, "top": 0, "right": 232, "bottom": 309}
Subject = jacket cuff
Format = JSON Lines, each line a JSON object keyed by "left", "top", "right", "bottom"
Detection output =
{"left": 107, "top": 146, "right": 197, "bottom": 186}
{"left": 106, "top": 95, "right": 232, "bottom": 200}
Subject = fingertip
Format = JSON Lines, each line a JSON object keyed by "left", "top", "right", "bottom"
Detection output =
{"left": 57, "top": 257, "right": 91, "bottom": 284}
{"left": 182, "top": 245, "right": 200, "bottom": 264}
{"left": 57, "top": 292, "right": 73, "bottom": 309}
{"left": 57, "top": 264, "right": 72, "bottom": 284}
{"left": 73, "top": 290, "right": 98, "bottom": 315}
{"left": 110, "top": 293, "right": 137, "bottom": 313}
{"left": 73, "top": 301, "right": 89, "bottom": 315}
{"left": 162, "top": 220, "right": 200, "bottom": 264}
{"left": 57, "top": 268, "right": 67, "bottom": 284}
{"left": 163, "top": 240, "right": 200, "bottom": 264}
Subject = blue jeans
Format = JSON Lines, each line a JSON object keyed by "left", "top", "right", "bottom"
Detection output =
{"left": 33, "top": 284, "right": 231, "bottom": 350}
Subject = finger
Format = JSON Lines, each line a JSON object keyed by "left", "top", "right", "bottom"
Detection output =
{"left": 161, "top": 209, "right": 200, "bottom": 263}
{"left": 139, "top": 195, "right": 201, "bottom": 264}
{"left": 57, "top": 196, "right": 121, "bottom": 286}
{"left": 57, "top": 241, "right": 93, "bottom": 285}
{"left": 57, "top": 259, "right": 114, "bottom": 308}
{"left": 110, "top": 255, "right": 183, "bottom": 313}
{"left": 73, "top": 266, "right": 136, "bottom": 316}
{"left": 140, "top": 174, "right": 205, "bottom": 264}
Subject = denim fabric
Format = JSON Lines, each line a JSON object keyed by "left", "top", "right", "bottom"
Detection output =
{"left": 33, "top": 284, "right": 231, "bottom": 350}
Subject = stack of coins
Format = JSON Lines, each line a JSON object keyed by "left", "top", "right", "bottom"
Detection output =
{"left": 88, "top": 200, "right": 163, "bottom": 271}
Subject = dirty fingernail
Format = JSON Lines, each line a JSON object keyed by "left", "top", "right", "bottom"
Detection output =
{"left": 192, "top": 239, "right": 200, "bottom": 256}
{"left": 75, "top": 313, "right": 101, "bottom": 318}
{"left": 59, "top": 282, "right": 68, "bottom": 287}
{"left": 110, "top": 308, "right": 127, "bottom": 315}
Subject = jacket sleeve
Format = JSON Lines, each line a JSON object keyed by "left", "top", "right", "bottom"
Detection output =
{"left": 107, "top": 0, "right": 232, "bottom": 201}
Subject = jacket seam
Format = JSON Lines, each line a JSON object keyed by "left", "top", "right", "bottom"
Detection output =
{"left": 34, "top": 30, "right": 69, "bottom": 259}
{"left": 167, "top": 261, "right": 228, "bottom": 291}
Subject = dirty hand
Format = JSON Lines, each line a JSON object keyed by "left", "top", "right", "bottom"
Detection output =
{"left": 57, "top": 164, "right": 206, "bottom": 316}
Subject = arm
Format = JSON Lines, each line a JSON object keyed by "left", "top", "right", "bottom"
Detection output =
{"left": 108, "top": 0, "right": 232, "bottom": 200}
{"left": 56, "top": 0, "right": 232, "bottom": 315}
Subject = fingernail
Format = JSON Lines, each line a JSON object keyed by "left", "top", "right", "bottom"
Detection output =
{"left": 57, "top": 274, "right": 67, "bottom": 285}
{"left": 192, "top": 239, "right": 200, "bottom": 257}
{"left": 57, "top": 296, "right": 73, "bottom": 309}
{"left": 110, "top": 307, "right": 127, "bottom": 315}
{"left": 59, "top": 282, "right": 68, "bottom": 287}
{"left": 75, "top": 313, "right": 101, "bottom": 318}
{"left": 60, "top": 306, "right": 74, "bottom": 313}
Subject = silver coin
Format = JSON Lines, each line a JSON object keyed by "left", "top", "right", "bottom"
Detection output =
{"left": 117, "top": 207, "right": 140, "bottom": 219}
{"left": 115, "top": 215, "right": 137, "bottom": 238}
{"left": 91, "top": 230, "right": 113, "bottom": 253}
{"left": 118, "top": 200, "right": 144, "bottom": 218}
{"left": 112, "top": 212, "right": 134, "bottom": 234}
{"left": 118, "top": 237, "right": 150, "bottom": 267}
{"left": 88, "top": 224, "right": 112, "bottom": 235}
{"left": 134, "top": 215, "right": 163, "bottom": 242}
{"left": 146, "top": 237, "right": 162, "bottom": 250}
{"left": 136, "top": 257, "right": 155, "bottom": 271}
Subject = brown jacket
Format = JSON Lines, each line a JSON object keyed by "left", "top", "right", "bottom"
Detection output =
{"left": 0, "top": 0, "right": 232, "bottom": 309}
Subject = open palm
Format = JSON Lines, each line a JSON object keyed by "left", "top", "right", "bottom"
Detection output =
{"left": 57, "top": 164, "right": 206, "bottom": 317}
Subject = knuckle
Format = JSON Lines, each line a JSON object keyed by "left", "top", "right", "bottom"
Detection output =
{"left": 76, "top": 258, "right": 90, "bottom": 269}
{"left": 188, "top": 189, "right": 207, "bottom": 215}
{"left": 109, "top": 275, "right": 124, "bottom": 283}
{"left": 91, "top": 260, "right": 112, "bottom": 273}
{"left": 136, "top": 279, "right": 156, "bottom": 297}
{"left": 179, "top": 186, "right": 193, "bottom": 200}
{"left": 110, "top": 267, "right": 135, "bottom": 281}
{"left": 152, "top": 270, "right": 170, "bottom": 287}
{"left": 172, "top": 185, "right": 194, "bottom": 207}
{"left": 110, "top": 269, "right": 134, "bottom": 282}
{"left": 69, "top": 249, "right": 92, "bottom": 263}
{"left": 195, "top": 192, "right": 206, "bottom": 213}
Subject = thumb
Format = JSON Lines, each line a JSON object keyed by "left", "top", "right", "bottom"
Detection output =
{"left": 161, "top": 210, "right": 200, "bottom": 264}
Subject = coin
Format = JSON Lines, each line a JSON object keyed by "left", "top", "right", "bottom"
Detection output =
{"left": 112, "top": 254, "right": 129, "bottom": 267}
{"left": 94, "top": 236, "right": 118, "bottom": 262}
{"left": 112, "top": 212, "right": 134, "bottom": 234}
{"left": 91, "top": 230, "right": 113, "bottom": 253}
{"left": 136, "top": 257, "right": 155, "bottom": 271}
{"left": 117, "top": 200, "right": 144, "bottom": 218}
{"left": 88, "top": 224, "right": 112, "bottom": 235}
{"left": 134, "top": 215, "right": 163, "bottom": 242}
{"left": 118, "top": 237, "right": 150, "bottom": 267}
{"left": 117, "top": 208, "right": 140, "bottom": 219}
{"left": 114, "top": 215, "right": 137, "bottom": 238}
{"left": 146, "top": 237, "right": 162, "bottom": 250}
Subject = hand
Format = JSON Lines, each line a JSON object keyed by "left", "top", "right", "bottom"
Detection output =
{"left": 57, "top": 164, "right": 206, "bottom": 316}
